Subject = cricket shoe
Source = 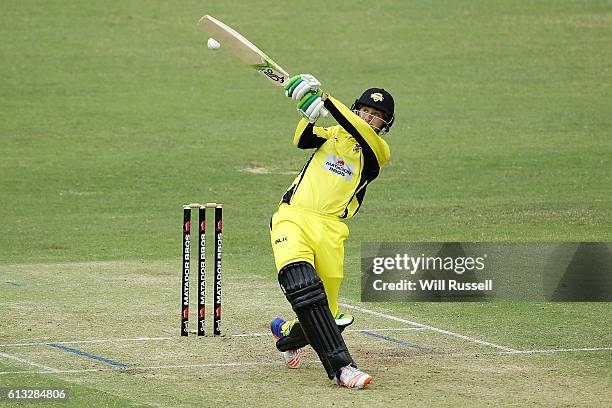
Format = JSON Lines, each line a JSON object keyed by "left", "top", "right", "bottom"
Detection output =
{"left": 270, "top": 317, "right": 303, "bottom": 369}
{"left": 336, "top": 365, "right": 372, "bottom": 389}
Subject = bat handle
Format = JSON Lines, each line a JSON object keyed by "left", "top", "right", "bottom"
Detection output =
{"left": 320, "top": 93, "right": 329, "bottom": 117}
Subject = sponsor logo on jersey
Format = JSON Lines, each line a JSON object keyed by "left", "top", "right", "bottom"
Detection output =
{"left": 322, "top": 154, "right": 354, "bottom": 181}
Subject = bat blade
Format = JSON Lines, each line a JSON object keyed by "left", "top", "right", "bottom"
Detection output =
{"left": 198, "top": 15, "right": 290, "bottom": 86}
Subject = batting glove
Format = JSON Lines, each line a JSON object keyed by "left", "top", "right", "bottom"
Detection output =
{"left": 284, "top": 74, "right": 321, "bottom": 101}
{"left": 297, "top": 89, "right": 325, "bottom": 123}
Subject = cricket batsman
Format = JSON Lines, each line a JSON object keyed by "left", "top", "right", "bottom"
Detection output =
{"left": 269, "top": 74, "right": 395, "bottom": 389}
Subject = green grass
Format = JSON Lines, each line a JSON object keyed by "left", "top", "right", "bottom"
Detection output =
{"left": 1, "top": 0, "right": 611, "bottom": 406}
{"left": 1, "top": 261, "right": 611, "bottom": 407}
{"left": 0, "top": 374, "right": 146, "bottom": 407}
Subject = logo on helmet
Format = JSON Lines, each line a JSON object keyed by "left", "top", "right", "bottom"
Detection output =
{"left": 370, "top": 92, "right": 384, "bottom": 102}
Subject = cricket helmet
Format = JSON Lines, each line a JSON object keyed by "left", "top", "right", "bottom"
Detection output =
{"left": 351, "top": 88, "right": 395, "bottom": 134}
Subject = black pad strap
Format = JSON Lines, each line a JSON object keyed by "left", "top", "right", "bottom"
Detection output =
{"left": 275, "top": 322, "right": 307, "bottom": 352}
{"left": 278, "top": 261, "right": 354, "bottom": 378}
{"left": 276, "top": 317, "right": 354, "bottom": 352}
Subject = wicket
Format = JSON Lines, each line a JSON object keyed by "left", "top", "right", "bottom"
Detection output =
{"left": 181, "top": 203, "right": 223, "bottom": 336}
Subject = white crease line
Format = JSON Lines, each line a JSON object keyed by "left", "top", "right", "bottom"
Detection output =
{"left": 232, "top": 327, "right": 426, "bottom": 337}
{"left": 339, "top": 302, "right": 518, "bottom": 352}
{"left": 0, "top": 361, "right": 281, "bottom": 375}
{"left": 351, "top": 328, "right": 426, "bottom": 333}
{"left": 1, "top": 329, "right": 425, "bottom": 345}
{"left": 136, "top": 362, "right": 278, "bottom": 370}
{"left": 384, "top": 347, "right": 612, "bottom": 359}
{"left": 504, "top": 347, "right": 612, "bottom": 354}
{"left": 0, "top": 336, "right": 173, "bottom": 348}
{"left": 0, "top": 351, "right": 60, "bottom": 372}
{"left": 2, "top": 347, "right": 611, "bottom": 376}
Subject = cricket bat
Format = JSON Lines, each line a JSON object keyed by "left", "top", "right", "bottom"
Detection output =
{"left": 198, "top": 15, "right": 291, "bottom": 86}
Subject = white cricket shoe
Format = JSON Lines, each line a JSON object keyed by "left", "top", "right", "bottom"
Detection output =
{"left": 280, "top": 349, "right": 303, "bottom": 369}
{"left": 270, "top": 317, "right": 303, "bottom": 369}
{"left": 336, "top": 365, "right": 372, "bottom": 389}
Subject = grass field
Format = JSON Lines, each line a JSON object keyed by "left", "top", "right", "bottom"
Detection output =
{"left": 1, "top": 1, "right": 611, "bottom": 406}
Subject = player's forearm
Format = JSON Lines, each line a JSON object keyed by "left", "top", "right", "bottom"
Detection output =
{"left": 293, "top": 119, "right": 326, "bottom": 149}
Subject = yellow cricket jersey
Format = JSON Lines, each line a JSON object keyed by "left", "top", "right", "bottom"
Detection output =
{"left": 280, "top": 95, "right": 391, "bottom": 219}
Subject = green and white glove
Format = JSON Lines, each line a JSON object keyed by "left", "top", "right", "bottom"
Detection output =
{"left": 297, "top": 89, "right": 326, "bottom": 123}
{"left": 284, "top": 74, "right": 321, "bottom": 101}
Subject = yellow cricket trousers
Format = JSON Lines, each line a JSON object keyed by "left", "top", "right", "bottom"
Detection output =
{"left": 270, "top": 204, "right": 349, "bottom": 316}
